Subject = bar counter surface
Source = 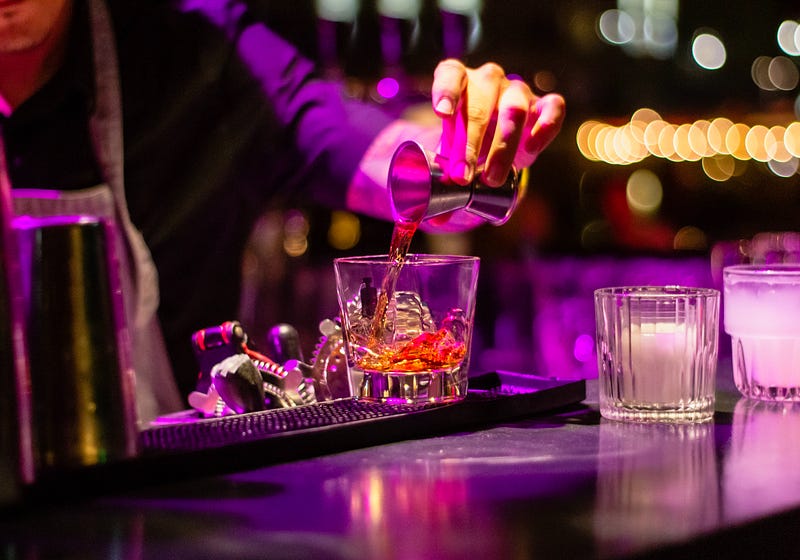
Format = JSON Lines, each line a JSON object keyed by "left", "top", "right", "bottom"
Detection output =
{"left": 2, "top": 360, "right": 800, "bottom": 559}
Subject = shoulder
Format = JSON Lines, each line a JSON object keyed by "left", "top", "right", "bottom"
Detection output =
{"left": 107, "top": 0, "right": 260, "bottom": 47}
{"left": 108, "top": 0, "right": 299, "bottom": 72}
{"left": 108, "top": 0, "right": 255, "bottom": 86}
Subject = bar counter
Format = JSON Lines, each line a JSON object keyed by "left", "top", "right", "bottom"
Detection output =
{"left": 2, "top": 359, "right": 799, "bottom": 559}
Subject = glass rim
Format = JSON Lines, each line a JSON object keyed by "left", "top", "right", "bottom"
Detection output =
{"left": 723, "top": 263, "right": 800, "bottom": 277}
{"left": 594, "top": 285, "right": 719, "bottom": 298}
{"left": 333, "top": 253, "right": 480, "bottom": 265}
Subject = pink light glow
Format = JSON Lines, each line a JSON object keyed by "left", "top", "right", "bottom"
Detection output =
{"left": 376, "top": 77, "right": 400, "bottom": 100}
{"left": 573, "top": 333, "right": 595, "bottom": 363}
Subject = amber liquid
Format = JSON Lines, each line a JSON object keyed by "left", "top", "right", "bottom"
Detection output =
{"left": 360, "top": 220, "right": 467, "bottom": 375}
{"left": 368, "top": 220, "right": 417, "bottom": 342}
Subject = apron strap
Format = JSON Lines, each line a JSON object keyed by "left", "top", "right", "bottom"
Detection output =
{"left": 88, "top": 0, "right": 161, "bottom": 329}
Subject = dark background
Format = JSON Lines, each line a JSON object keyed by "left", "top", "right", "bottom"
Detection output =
{"left": 234, "top": 0, "right": 800, "bottom": 374}
{"left": 247, "top": 0, "right": 800, "bottom": 257}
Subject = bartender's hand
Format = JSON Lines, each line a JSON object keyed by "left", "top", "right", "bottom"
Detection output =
{"left": 431, "top": 59, "right": 565, "bottom": 187}
{"left": 346, "top": 60, "right": 565, "bottom": 232}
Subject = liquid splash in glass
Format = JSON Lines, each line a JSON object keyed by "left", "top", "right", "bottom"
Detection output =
{"left": 352, "top": 220, "right": 470, "bottom": 392}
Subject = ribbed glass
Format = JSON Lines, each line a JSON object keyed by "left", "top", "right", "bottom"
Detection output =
{"left": 595, "top": 286, "right": 720, "bottom": 423}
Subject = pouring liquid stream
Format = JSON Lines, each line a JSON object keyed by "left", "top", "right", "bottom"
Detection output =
{"left": 368, "top": 220, "right": 417, "bottom": 344}
{"left": 362, "top": 219, "right": 466, "bottom": 373}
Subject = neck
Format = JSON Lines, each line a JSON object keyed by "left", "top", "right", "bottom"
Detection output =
{"left": 0, "top": 51, "right": 52, "bottom": 114}
{"left": 0, "top": 6, "right": 73, "bottom": 115}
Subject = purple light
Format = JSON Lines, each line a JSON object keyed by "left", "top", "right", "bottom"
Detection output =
{"left": 376, "top": 77, "right": 400, "bottom": 99}
{"left": 573, "top": 333, "right": 595, "bottom": 363}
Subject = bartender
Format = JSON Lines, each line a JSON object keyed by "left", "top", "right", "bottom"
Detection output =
{"left": 0, "top": 0, "right": 565, "bottom": 422}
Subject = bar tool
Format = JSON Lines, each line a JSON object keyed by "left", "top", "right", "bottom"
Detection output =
{"left": 265, "top": 323, "right": 305, "bottom": 363}
{"left": 210, "top": 354, "right": 266, "bottom": 414}
{"left": 388, "top": 140, "right": 525, "bottom": 225}
{"left": 189, "top": 321, "right": 316, "bottom": 416}
{"left": 16, "top": 215, "right": 138, "bottom": 471}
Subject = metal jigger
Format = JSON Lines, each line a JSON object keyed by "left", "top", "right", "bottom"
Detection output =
{"left": 388, "top": 140, "right": 525, "bottom": 225}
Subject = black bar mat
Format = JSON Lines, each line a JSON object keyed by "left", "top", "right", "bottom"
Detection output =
{"left": 22, "top": 372, "right": 585, "bottom": 503}
{"left": 140, "top": 371, "right": 586, "bottom": 453}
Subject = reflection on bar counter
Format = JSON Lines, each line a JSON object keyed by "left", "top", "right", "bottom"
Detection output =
{"left": 595, "top": 421, "right": 719, "bottom": 556}
{"left": 724, "top": 399, "right": 800, "bottom": 524}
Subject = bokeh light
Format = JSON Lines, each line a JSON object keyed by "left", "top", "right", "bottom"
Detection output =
{"left": 689, "top": 120, "right": 714, "bottom": 157}
{"left": 576, "top": 109, "right": 800, "bottom": 178}
{"left": 752, "top": 56, "right": 776, "bottom": 90}
{"left": 777, "top": 20, "right": 800, "bottom": 57}
{"left": 642, "top": 13, "right": 679, "bottom": 59}
{"left": 769, "top": 56, "right": 800, "bottom": 90}
{"left": 573, "top": 334, "right": 594, "bottom": 363}
{"left": 533, "top": 70, "right": 558, "bottom": 92}
{"left": 376, "top": 77, "right": 400, "bottom": 99}
{"left": 702, "top": 155, "right": 736, "bottom": 182}
{"left": 626, "top": 169, "right": 663, "bottom": 216}
{"left": 283, "top": 210, "right": 310, "bottom": 257}
{"left": 785, "top": 122, "right": 800, "bottom": 157}
{"left": 438, "top": 0, "right": 482, "bottom": 15}
{"left": 692, "top": 32, "right": 726, "bottom": 70}
{"left": 658, "top": 123, "right": 679, "bottom": 161}
{"left": 765, "top": 126, "right": 792, "bottom": 162}
{"left": 752, "top": 55, "right": 800, "bottom": 91}
{"left": 673, "top": 226, "right": 708, "bottom": 251}
{"left": 707, "top": 118, "right": 733, "bottom": 154}
{"left": 745, "top": 125, "right": 770, "bottom": 162}
{"left": 327, "top": 210, "right": 361, "bottom": 250}
{"left": 643, "top": 119, "right": 667, "bottom": 157}
{"left": 597, "top": 9, "right": 636, "bottom": 45}
{"left": 315, "top": 0, "right": 359, "bottom": 22}
{"left": 631, "top": 107, "right": 661, "bottom": 127}
{"left": 576, "top": 121, "right": 600, "bottom": 161}
{"left": 768, "top": 158, "right": 800, "bottom": 178}
{"left": 674, "top": 123, "right": 700, "bottom": 161}
{"left": 377, "top": 0, "right": 421, "bottom": 19}
{"left": 726, "top": 123, "right": 751, "bottom": 160}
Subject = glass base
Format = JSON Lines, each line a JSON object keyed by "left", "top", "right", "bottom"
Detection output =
{"left": 600, "top": 397, "right": 715, "bottom": 423}
{"left": 357, "top": 366, "right": 467, "bottom": 404}
{"left": 734, "top": 380, "right": 800, "bottom": 401}
{"left": 732, "top": 335, "right": 800, "bottom": 401}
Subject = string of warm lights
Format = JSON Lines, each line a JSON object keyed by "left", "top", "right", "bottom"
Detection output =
{"left": 576, "top": 108, "right": 800, "bottom": 180}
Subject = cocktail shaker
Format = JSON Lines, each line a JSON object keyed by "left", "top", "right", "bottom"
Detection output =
{"left": 15, "top": 215, "right": 138, "bottom": 473}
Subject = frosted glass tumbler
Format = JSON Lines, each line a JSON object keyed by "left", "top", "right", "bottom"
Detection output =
{"left": 595, "top": 286, "right": 720, "bottom": 423}
{"left": 724, "top": 264, "right": 800, "bottom": 401}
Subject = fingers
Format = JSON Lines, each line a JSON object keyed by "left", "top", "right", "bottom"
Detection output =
{"left": 433, "top": 61, "right": 505, "bottom": 185}
{"left": 464, "top": 64, "right": 508, "bottom": 184}
{"left": 523, "top": 93, "right": 566, "bottom": 160}
{"left": 422, "top": 210, "right": 486, "bottom": 233}
{"left": 432, "top": 60, "right": 466, "bottom": 179}
{"left": 483, "top": 80, "right": 532, "bottom": 186}
{"left": 458, "top": 63, "right": 505, "bottom": 184}
{"left": 431, "top": 61, "right": 566, "bottom": 189}
{"left": 431, "top": 59, "right": 467, "bottom": 118}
